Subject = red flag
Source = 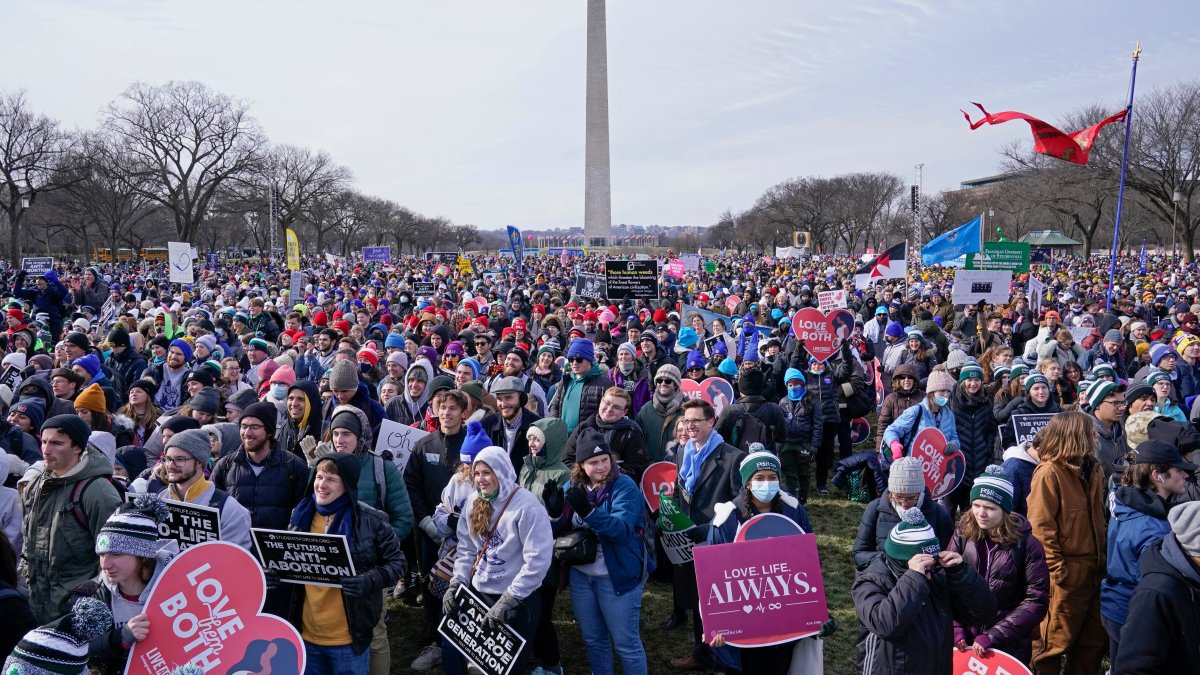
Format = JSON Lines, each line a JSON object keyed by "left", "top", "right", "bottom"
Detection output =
{"left": 854, "top": 241, "right": 907, "bottom": 288}
{"left": 961, "top": 102, "right": 1127, "bottom": 165}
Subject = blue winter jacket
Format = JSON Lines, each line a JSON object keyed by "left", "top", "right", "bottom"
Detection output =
{"left": 880, "top": 398, "right": 961, "bottom": 470}
{"left": 1100, "top": 486, "right": 1172, "bottom": 625}
{"left": 554, "top": 473, "right": 649, "bottom": 595}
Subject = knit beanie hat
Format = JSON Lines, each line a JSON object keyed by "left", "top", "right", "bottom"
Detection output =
{"left": 74, "top": 383, "right": 107, "bottom": 415}
{"left": 1083, "top": 380, "right": 1119, "bottom": 412}
{"left": 330, "top": 408, "right": 363, "bottom": 438}
{"left": 114, "top": 445, "right": 148, "bottom": 479}
{"left": 71, "top": 353, "right": 102, "bottom": 378}
{"left": 739, "top": 450, "right": 781, "bottom": 486}
{"left": 248, "top": 337, "right": 271, "bottom": 355}
{"left": 107, "top": 328, "right": 131, "bottom": 349}
{"left": 1146, "top": 370, "right": 1171, "bottom": 387}
{"left": 4, "top": 598, "right": 112, "bottom": 675}
{"left": 241, "top": 402, "right": 279, "bottom": 438}
{"left": 958, "top": 364, "right": 983, "bottom": 381}
{"left": 526, "top": 424, "right": 546, "bottom": 446}
{"left": 945, "top": 350, "right": 969, "bottom": 372}
{"left": 1168, "top": 500, "right": 1200, "bottom": 557}
{"left": 656, "top": 364, "right": 682, "bottom": 387}
{"left": 565, "top": 337, "right": 595, "bottom": 363}
{"left": 1009, "top": 363, "right": 1029, "bottom": 380}
{"left": 738, "top": 368, "right": 766, "bottom": 396}
{"left": 926, "top": 370, "right": 956, "bottom": 394}
{"left": 226, "top": 387, "right": 258, "bottom": 413}
{"left": 718, "top": 357, "right": 738, "bottom": 377}
{"left": 1103, "top": 329, "right": 1124, "bottom": 343}
{"left": 195, "top": 334, "right": 217, "bottom": 353}
{"left": 169, "top": 338, "right": 193, "bottom": 362}
{"left": 166, "top": 428, "right": 212, "bottom": 466}
{"left": 888, "top": 456, "right": 925, "bottom": 495}
{"left": 574, "top": 428, "right": 612, "bottom": 465}
{"left": 10, "top": 397, "right": 45, "bottom": 431}
{"left": 685, "top": 350, "right": 706, "bottom": 371}
{"left": 970, "top": 465, "right": 1015, "bottom": 513}
{"left": 189, "top": 387, "right": 220, "bottom": 415}
{"left": 885, "top": 321, "right": 905, "bottom": 339}
{"left": 128, "top": 378, "right": 159, "bottom": 398}
{"left": 96, "top": 493, "right": 170, "bottom": 557}
{"left": 1090, "top": 363, "right": 1116, "bottom": 380}
{"left": 41, "top": 414, "right": 91, "bottom": 450}
{"left": 1023, "top": 373, "right": 1049, "bottom": 394}
{"left": 884, "top": 508, "right": 941, "bottom": 562}
{"left": 329, "top": 359, "right": 360, "bottom": 392}
{"left": 1149, "top": 343, "right": 1176, "bottom": 366}
{"left": 459, "top": 420, "right": 490, "bottom": 464}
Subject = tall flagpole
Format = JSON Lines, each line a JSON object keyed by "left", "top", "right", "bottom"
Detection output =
{"left": 1106, "top": 42, "right": 1141, "bottom": 310}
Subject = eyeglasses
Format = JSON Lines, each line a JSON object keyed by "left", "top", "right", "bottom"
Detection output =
{"left": 654, "top": 378, "right": 676, "bottom": 385}
{"left": 239, "top": 423, "right": 265, "bottom": 432}
{"left": 474, "top": 341, "right": 490, "bottom": 347}
{"left": 681, "top": 417, "right": 711, "bottom": 426}
{"left": 1102, "top": 399, "right": 1128, "bottom": 409}
{"left": 162, "top": 455, "right": 195, "bottom": 467}
{"left": 892, "top": 493, "right": 920, "bottom": 505}
{"left": 568, "top": 357, "right": 589, "bottom": 364}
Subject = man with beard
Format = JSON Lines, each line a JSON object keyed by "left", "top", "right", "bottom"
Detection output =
{"left": 296, "top": 327, "right": 338, "bottom": 382}
{"left": 482, "top": 376, "right": 542, "bottom": 468}
{"left": 148, "top": 339, "right": 192, "bottom": 411}
{"left": 242, "top": 338, "right": 273, "bottom": 388}
{"left": 636, "top": 364, "right": 685, "bottom": 464}
{"left": 486, "top": 346, "right": 547, "bottom": 416}
{"left": 159, "top": 428, "right": 253, "bottom": 550}
{"left": 563, "top": 387, "right": 649, "bottom": 481}
{"left": 637, "top": 332, "right": 671, "bottom": 382}
{"left": 211, "top": 401, "right": 309, "bottom": 533}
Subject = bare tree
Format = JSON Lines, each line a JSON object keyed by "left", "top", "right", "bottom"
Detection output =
{"left": 0, "top": 90, "right": 79, "bottom": 262}
{"left": 258, "top": 144, "right": 352, "bottom": 247}
{"left": 452, "top": 223, "right": 481, "bottom": 251}
{"left": 103, "top": 81, "right": 265, "bottom": 244}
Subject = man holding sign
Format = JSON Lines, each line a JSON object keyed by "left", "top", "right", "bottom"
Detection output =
{"left": 159, "top": 429, "right": 253, "bottom": 550}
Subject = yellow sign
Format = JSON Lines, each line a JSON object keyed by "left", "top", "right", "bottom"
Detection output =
{"left": 457, "top": 255, "right": 473, "bottom": 274}
{"left": 286, "top": 229, "right": 300, "bottom": 271}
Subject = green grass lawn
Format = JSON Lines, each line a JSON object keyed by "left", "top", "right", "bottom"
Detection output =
{"left": 384, "top": 495, "right": 867, "bottom": 674}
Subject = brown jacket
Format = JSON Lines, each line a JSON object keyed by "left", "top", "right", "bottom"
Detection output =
{"left": 1027, "top": 457, "right": 1107, "bottom": 583}
{"left": 876, "top": 364, "right": 924, "bottom": 446}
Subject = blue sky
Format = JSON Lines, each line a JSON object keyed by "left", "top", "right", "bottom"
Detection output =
{"left": 3, "top": 1, "right": 1196, "bottom": 231}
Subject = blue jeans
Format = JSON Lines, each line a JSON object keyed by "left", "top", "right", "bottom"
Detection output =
{"left": 304, "top": 641, "right": 369, "bottom": 675}
{"left": 568, "top": 568, "right": 647, "bottom": 675}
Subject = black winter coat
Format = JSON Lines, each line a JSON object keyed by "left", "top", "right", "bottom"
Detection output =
{"left": 853, "top": 553, "right": 996, "bottom": 674}
{"left": 210, "top": 445, "right": 310, "bottom": 530}
{"left": 1116, "top": 535, "right": 1200, "bottom": 674}
{"left": 481, "top": 409, "right": 541, "bottom": 471}
{"left": 715, "top": 396, "right": 789, "bottom": 449}
{"left": 108, "top": 347, "right": 147, "bottom": 396}
{"left": 673, "top": 440, "right": 745, "bottom": 539}
{"left": 853, "top": 490, "right": 954, "bottom": 570}
{"left": 949, "top": 387, "right": 997, "bottom": 482}
{"left": 564, "top": 413, "right": 649, "bottom": 481}
{"left": 404, "top": 427, "right": 465, "bottom": 524}
{"left": 779, "top": 396, "right": 822, "bottom": 449}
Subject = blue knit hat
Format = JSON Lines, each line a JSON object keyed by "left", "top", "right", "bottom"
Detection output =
{"left": 718, "top": 357, "right": 738, "bottom": 377}
{"left": 686, "top": 350, "right": 706, "bottom": 371}
{"left": 885, "top": 322, "right": 905, "bottom": 339}
{"left": 169, "top": 338, "right": 193, "bottom": 362}
{"left": 71, "top": 353, "right": 102, "bottom": 378}
{"left": 384, "top": 333, "right": 406, "bottom": 349}
{"left": 565, "top": 338, "right": 595, "bottom": 363}
{"left": 459, "top": 421, "right": 490, "bottom": 464}
{"left": 784, "top": 368, "right": 806, "bottom": 385}
{"left": 677, "top": 327, "right": 699, "bottom": 349}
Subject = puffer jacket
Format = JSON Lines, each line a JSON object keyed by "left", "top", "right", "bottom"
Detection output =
{"left": 779, "top": 394, "right": 822, "bottom": 448}
{"left": 852, "top": 489, "right": 954, "bottom": 570}
{"left": 1115, "top": 534, "right": 1200, "bottom": 673}
{"left": 948, "top": 385, "right": 997, "bottom": 483}
{"left": 853, "top": 552, "right": 996, "bottom": 674}
{"left": 21, "top": 449, "right": 123, "bottom": 623}
{"left": 1100, "top": 486, "right": 1172, "bottom": 626}
{"left": 877, "top": 368, "right": 923, "bottom": 445}
{"left": 948, "top": 514, "right": 1050, "bottom": 662}
{"left": 551, "top": 472, "right": 648, "bottom": 595}
{"left": 210, "top": 443, "right": 310, "bottom": 531}
{"left": 806, "top": 366, "right": 841, "bottom": 422}
{"left": 547, "top": 362, "right": 613, "bottom": 431}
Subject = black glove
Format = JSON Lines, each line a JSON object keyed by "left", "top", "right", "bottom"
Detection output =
{"left": 447, "top": 512, "right": 460, "bottom": 535}
{"left": 819, "top": 617, "right": 838, "bottom": 638}
{"left": 263, "top": 568, "right": 281, "bottom": 592}
{"left": 686, "top": 526, "right": 707, "bottom": 544}
{"left": 340, "top": 570, "right": 376, "bottom": 599}
{"left": 542, "top": 481, "right": 564, "bottom": 518}
{"left": 564, "top": 485, "right": 592, "bottom": 518}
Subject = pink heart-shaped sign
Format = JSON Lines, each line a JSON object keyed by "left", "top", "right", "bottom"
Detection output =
{"left": 910, "top": 428, "right": 966, "bottom": 500}
{"left": 640, "top": 461, "right": 679, "bottom": 511}
{"left": 791, "top": 308, "right": 855, "bottom": 362}
{"left": 680, "top": 377, "right": 736, "bottom": 417}
{"left": 126, "top": 541, "right": 304, "bottom": 675}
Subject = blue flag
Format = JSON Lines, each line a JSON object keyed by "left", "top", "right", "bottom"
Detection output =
{"left": 1139, "top": 238, "right": 1147, "bottom": 274}
{"left": 921, "top": 215, "right": 983, "bottom": 266}
{"left": 506, "top": 225, "right": 523, "bottom": 273}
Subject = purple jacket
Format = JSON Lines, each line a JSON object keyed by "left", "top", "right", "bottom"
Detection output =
{"left": 948, "top": 514, "right": 1050, "bottom": 662}
{"left": 608, "top": 367, "right": 651, "bottom": 416}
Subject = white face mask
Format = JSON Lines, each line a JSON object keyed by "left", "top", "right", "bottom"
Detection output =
{"left": 270, "top": 383, "right": 288, "bottom": 399}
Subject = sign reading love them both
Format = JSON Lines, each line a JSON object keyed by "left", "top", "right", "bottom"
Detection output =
{"left": 790, "top": 308, "right": 855, "bottom": 362}
{"left": 910, "top": 428, "right": 966, "bottom": 500}
{"left": 125, "top": 541, "right": 304, "bottom": 675}
{"left": 695, "top": 513, "right": 828, "bottom": 647}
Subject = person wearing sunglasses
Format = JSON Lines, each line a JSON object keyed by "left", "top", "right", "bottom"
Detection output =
{"left": 635, "top": 364, "right": 685, "bottom": 466}
{"left": 547, "top": 338, "right": 613, "bottom": 435}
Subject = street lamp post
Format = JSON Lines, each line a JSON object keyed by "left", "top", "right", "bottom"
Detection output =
{"left": 1173, "top": 188, "right": 1182, "bottom": 263}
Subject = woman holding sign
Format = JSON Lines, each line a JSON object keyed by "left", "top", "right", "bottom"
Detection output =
{"left": 880, "top": 370, "right": 961, "bottom": 473}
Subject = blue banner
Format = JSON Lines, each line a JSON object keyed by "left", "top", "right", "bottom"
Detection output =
{"left": 506, "top": 225, "right": 523, "bottom": 273}
{"left": 921, "top": 215, "right": 982, "bottom": 266}
{"left": 1139, "top": 238, "right": 1147, "bottom": 274}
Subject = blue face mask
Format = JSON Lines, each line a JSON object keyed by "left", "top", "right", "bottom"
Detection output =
{"left": 934, "top": 394, "right": 949, "bottom": 407}
{"left": 270, "top": 383, "right": 288, "bottom": 399}
{"left": 749, "top": 480, "right": 780, "bottom": 503}
{"left": 787, "top": 385, "right": 806, "bottom": 401}
{"left": 102, "top": 349, "right": 112, "bottom": 360}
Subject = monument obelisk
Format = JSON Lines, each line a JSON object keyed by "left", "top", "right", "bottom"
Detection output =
{"left": 584, "top": 0, "right": 611, "bottom": 248}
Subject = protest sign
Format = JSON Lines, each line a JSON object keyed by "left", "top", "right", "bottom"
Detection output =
{"left": 817, "top": 290, "right": 848, "bottom": 312}
{"left": 658, "top": 492, "right": 696, "bottom": 565}
{"left": 695, "top": 533, "right": 828, "bottom": 648}
{"left": 640, "top": 461, "right": 678, "bottom": 511}
{"left": 604, "top": 260, "right": 659, "bottom": 300}
{"left": 735, "top": 512, "right": 806, "bottom": 541}
{"left": 252, "top": 529, "right": 356, "bottom": 587}
{"left": 1011, "top": 413, "right": 1055, "bottom": 446}
{"left": 414, "top": 281, "right": 436, "bottom": 296}
{"left": 168, "top": 242, "right": 194, "bottom": 284}
{"left": 910, "top": 428, "right": 966, "bottom": 500}
{"left": 376, "top": 418, "right": 430, "bottom": 473}
{"left": 681, "top": 253, "right": 701, "bottom": 272}
{"left": 952, "top": 648, "right": 1033, "bottom": 675}
{"left": 791, "top": 308, "right": 855, "bottom": 362}
{"left": 20, "top": 257, "right": 53, "bottom": 274}
{"left": 128, "top": 495, "right": 221, "bottom": 550}
{"left": 1027, "top": 276, "right": 1045, "bottom": 316}
{"left": 425, "top": 251, "right": 458, "bottom": 263}
{"left": 574, "top": 272, "right": 607, "bottom": 299}
{"left": 951, "top": 270, "right": 1013, "bottom": 305}
{"left": 668, "top": 260, "right": 685, "bottom": 279}
{"left": 1069, "top": 326, "right": 1093, "bottom": 343}
{"left": 704, "top": 261, "right": 718, "bottom": 274}
{"left": 725, "top": 295, "right": 741, "bottom": 312}
{"left": 363, "top": 246, "right": 392, "bottom": 263}
{"left": 0, "top": 364, "right": 22, "bottom": 392}
{"left": 681, "top": 377, "right": 735, "bottom": 417}
{"left": 125, "top": 541, "right": 304, "bottom": 675}
{"left": 288, "top": 271, "right": 304, "bottom": 304}
{"left": 966, "top": 242, "right": 1031, "bottom": 273}
{"left": 438, "top": 584, "right": 528, "bottom": 675}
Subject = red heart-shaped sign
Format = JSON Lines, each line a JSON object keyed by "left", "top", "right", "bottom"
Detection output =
{"left": 126, "top": 541, "right": 305, "bottom": 675}
{"left": 791, "top": 308, "right": 854, "bottom": 362}
{"left": 640, "top": 461, "right": 679, "bottom": 511}
{"left": 910, "top": 428, "right": 966, "bottom": 499}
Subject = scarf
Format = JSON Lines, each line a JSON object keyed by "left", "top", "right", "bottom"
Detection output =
{"left": 173, "top": 477, "right": 214, "bottom": 504}
{"left": 679, "top": 430, "right": 725, "bottom": 493}
{"left": 652, "top": 389, "right": 684, "bottom": 416}
{"left": 289, "top": 493, "right": 354, "bottom": 539}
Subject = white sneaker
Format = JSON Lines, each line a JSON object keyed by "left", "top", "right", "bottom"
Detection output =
{"left": 410, "top": 643, "right": 442, "bottom": 670}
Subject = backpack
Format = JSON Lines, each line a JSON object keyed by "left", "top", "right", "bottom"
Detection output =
{"left": 68, "top": 475, "right": 127, "bottom": 529}
{"left": 730, "top": 407, "right": 771, "bottom": 452}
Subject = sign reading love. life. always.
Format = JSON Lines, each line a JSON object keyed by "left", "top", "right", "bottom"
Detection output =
{"left": 910, "top": 428, "right": 966, "bottom": 500}
{"left": 790, "top": 308, "right": 855, "bottom": 362}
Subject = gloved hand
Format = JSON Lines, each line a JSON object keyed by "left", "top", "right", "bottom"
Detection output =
{"left": 299, "top": 436, "right": 318, "bottom": 461}
{"left": 686, "top": 526, "right": 707, "bottom": 544}
{"left": 890, "top": 441, "right": 904, "bottom": 460}
{"left": 263, "top": 568, "right": 281, "bottom": 592}
{"left": 340, "top": 570, "right": 377, "bottom": 599}
{"left": 484, "top": 592, "right": 521, "bottom": 629}
{"left": 447, "top": 512, "right": 460, "bottom": 535}
{"left": 819, "top": 617, "right": 838, "bottom": 638}
{"left": 307, "top": 441, "right": 335, "bottom": 467}
{"left": 419, "top": 516, "right": 443, "bottom": 543}
{"left": 443, "top": 580, "right": 462, "bottom": 616}
{"left": 542, "top": 481, "right": 564, "bottom": 518}
{"left": 564, "top": 485, "right": 592, "bottom": 518}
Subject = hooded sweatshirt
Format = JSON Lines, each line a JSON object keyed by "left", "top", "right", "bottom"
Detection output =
{"left": 519, "top": 418, "right": 571, "bottom": 500}
{"left": 1000, "top": 443, "right": 1039, "bottom": 516}
{"left": 452, "top": 446, "right": 553, "bottom": 599}
{"left": 386, "top": 361, "right": 435, "bottom": 425}
{"left": 328, "top": 404, "right": 414, "bottom": 542}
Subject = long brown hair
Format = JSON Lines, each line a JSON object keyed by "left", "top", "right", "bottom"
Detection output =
{"left": 570, "top": 455, "right": 618, "bottom": 487}
{"left": 469, "top": 499, "right": 494, "bottom": 537}
{"left": 1035, "top": 411, "right": 1097, "bottom": 466}
{"left": 957, "top": 510, "right": 1020, "bottom": 547}
{"left": 1120, "top": 454, "right": 1175, "bottom": 491}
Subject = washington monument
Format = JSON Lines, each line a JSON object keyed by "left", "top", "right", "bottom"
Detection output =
{"left": 584, "top": 0, "right": 612, "bottom": 247}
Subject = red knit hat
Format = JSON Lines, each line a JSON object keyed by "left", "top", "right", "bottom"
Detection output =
{"left": 333, "top": 320, "right": 352, "bottom": 335}
{"left": 653, "top": 308, "right": 668, "bottom": 323}
{"left": 512, "top": 318, "right": 527, "bottom": 331}
{"left": 357, "top": 347, "right": 378, "bottom": 367}
{"left": 313, "top": 311, "right": 328, "bottom": 326}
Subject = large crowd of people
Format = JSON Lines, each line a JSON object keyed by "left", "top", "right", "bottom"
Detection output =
{"left": 1, "top": 248, "right": 1199, "bottom": 674}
